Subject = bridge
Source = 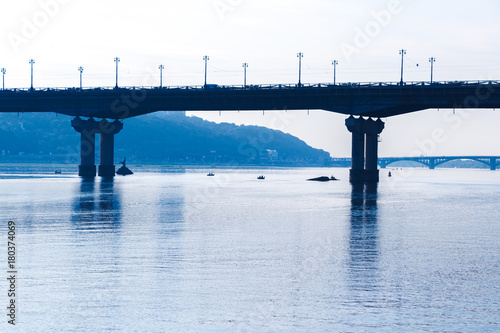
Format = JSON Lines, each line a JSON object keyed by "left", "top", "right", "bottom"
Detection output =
{"left": 378, "top": 156, "right": 500, "bottom": 170}
{"left": 1, "top": 80, "right": 500, "bottom": 181}
{"left": 332, "top": 156, "right": 500, "bottom": 170}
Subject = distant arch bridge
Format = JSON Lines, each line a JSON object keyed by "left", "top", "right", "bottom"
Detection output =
{"left": 379, "top": 156, "right": 500, "bottom": 170}
{"left": 330, "top": 156, "right": 500, "bottom": 170}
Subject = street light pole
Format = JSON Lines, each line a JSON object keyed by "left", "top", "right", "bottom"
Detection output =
{"left": 158, "top": 64, "right": 164, "bottom": 88}
{"left": 114, "top": 57, "right": 120, "bottom": 88}
{"left": 429, "top": 57, "right": 436, "bottom": 83}
{"left": 29, "top": 59, "right": 35, "bottom": 90}
{"left": 203, "top": 55, "right": 209, "bottom": 87}
{"left": 242, "top": 62, "right": 248, "bottom": 88}
{"left": 399, "top": 49, "right": 406, "bottom": 85}
{"left": 332, "top": 60, "right": 338, "bottom": 85}
{"left": 297, "top": 52, "right": 304, "bottom": 87}
{"left": 1, "top": 68, "right": 5, "bottom": 90}
{"left": 78, "top": 66, "right": 84, "bottom": 90}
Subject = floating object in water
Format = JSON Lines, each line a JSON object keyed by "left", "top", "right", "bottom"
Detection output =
{"left": 307, "top": 176, "right": 338, "bottom": 182}
{"left": 54, "top": 170, "right": 61, "bottom": 174}
{"left": 207, "top": 172, "right": 215, "bottom": 176}
{"left": 257, "top": 175, "right": 265, "bottom": 180}
{"left": 116, "top": 158, "right": 133, "bottom": 176}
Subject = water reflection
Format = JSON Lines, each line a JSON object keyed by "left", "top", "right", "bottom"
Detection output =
{"left": 71, "top": 178, "right": 122, "bottom": 230}
{"left": 349, "top": 183, "right": 379, "bottom": 290}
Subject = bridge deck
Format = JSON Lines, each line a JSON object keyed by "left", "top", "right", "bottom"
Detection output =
{"left": 1, "top": 80, "right": 499, "bottom": 119}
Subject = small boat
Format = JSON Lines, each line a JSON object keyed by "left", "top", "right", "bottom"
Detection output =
{"left": 116, "top": 158, "right": 133, "bottom": 176}
{"left": 207, "top": 172, "right": 215, "bottom": 176}
{"left": 257, "top": 175, "right": 265, "bottom": 180}
{"left": 54, "top": 170, "right": 61, "bottom": 174}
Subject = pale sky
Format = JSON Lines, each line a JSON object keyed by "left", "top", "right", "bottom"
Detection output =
{"left": 1, "top": 0, "right": 500, "bottom": 157}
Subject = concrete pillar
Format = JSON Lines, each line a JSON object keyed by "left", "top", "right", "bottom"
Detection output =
{"left": 98, "top": 119, "right": 123, "bottom": 178}
{"left": 365, "top": 133, "right": 378, "bottom": 180}
{"left": 429, "top": 159, "right": 436, "bottom": 170}
{"left": 490, "top": 158, "right": 496, "bottom": 171}
{"left": 364, "top": 118, "right": 384, "bottom": 182}
{"left": 345, "top": 116, "right": 384, "bottom": 183}
{"left": 98, "top": 133, "right": 115, "bottom": 177}
{"left": 79, "top": 131, "right": 96, "bottom": 177}
{"left": 346, "top": 116, "right": 365, "bottom": 182}
{"left": 72, "top": 117, "right": 99, "bottom": 177}
{"left": 72, "top": 117, "right": 123, "bottom": 178}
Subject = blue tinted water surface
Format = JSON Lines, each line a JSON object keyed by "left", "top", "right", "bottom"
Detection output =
{"left": 1, "top": 166, "right": 499, "bottom": 332}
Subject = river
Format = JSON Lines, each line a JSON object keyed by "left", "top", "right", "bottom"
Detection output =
{"left": 1, "top": 165, "right": 499, "bottom": 332}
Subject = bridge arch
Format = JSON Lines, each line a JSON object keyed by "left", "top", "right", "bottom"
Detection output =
{"left": 378, "top": 158, "right": 430, "bottom": 169}
{"left": 433, "top": 157, "right": 492, "bottom": 169}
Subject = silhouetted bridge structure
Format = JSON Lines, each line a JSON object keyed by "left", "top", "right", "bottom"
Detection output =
{"left": 332, "top": 156, "right": 500, "bottom": 170}
{"left": 1, "top": 80, "right": 500, "bottom": 181}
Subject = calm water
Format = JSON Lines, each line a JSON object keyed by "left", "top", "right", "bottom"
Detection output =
{"left": 1, "top": 165, "right": 499, "bottom": 332}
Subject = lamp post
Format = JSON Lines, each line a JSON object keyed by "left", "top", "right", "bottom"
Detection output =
{"left": 158, "top": 64, "right": 164, "bottom": 88}
{"left": 297, "top": 52, "right": 304, "bottom": 86}
{"left": 242, "top": 62, "right": 248, "bottom": 88}
{"left": 114, "top": 57, "right": 120, "bottom": 88}
{"left": 399, "top": 49, "right": 406, "bottom": 85}
{"left": 1, "top": 68, "right": 5, "bottom": 90}
{"left": 429, "top": 57, "right": 436, "bottom": 83}
{"left": 332, "top": 60, "right": 338, "bottom": 85}
{"left": 203, "top": 55, "right": 209, "bottom": 87}
{"left": 29, "top": 59, "right": 35, "bottom": 90}
{"left": 78, "top": 66, "right": 84, "bottom": 89}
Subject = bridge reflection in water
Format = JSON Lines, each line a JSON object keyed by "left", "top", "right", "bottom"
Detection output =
{"left": 71, "top": 178, "right": 122, "bottom": 230}
{"left": 349, "top": 183, "right": 379, "bottom": 292}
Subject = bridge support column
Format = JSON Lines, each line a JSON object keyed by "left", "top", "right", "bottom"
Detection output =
{"left": 346, "top": 116, "right": 385, "bottom": 183}
{"left": 365, "top": 118, "right": 384, "bottom": 182}
{"left": 72, "top": 117, "right": 123, "bottom": 178}
{"left": 429, "top": 159, "right": 436, "bottom": 170}
{"left": 98, "top": 119, "right": 123, "bottom": 177}
{"left": 72, "top": 117, "right": 98, "bottom": 177}
{"left": 346, "top": 116, "right": 365, "bottom": 182}
{"left": 490, "top": 158, "right": 496, "bottom": 171}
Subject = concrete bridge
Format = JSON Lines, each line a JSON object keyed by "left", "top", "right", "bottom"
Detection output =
{"left": 333, "top": 156, "right": 500, "bottom": 170}
{"left": 378, "top": 156, "right": 500, "bottom": 170}
{"left": 1, "top": 80, "right": 500, "bottom": 181}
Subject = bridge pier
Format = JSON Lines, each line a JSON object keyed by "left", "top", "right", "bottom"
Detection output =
{"left": 429, "top": 159, "right": 436, "bottom": 170}
{"left": 71, "top": 117, "right": 123, "bottom": 178}
{"left": 349, "top": 117, "right": 365, "bottom": 182}
{"left": 98, "top": 119, "right": 123, "bottom": 177}
{"left": 490, "top": 158, "right": 497, "bottom": 171}
{"left": 346, "top": 116, "right": 385, "bottom": 183}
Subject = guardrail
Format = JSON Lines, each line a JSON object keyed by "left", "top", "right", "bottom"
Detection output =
{"left": 0, "top": 80, "right": 499, "bottom": 93}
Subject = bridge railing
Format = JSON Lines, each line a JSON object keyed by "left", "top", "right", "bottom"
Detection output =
{"left": 1, "top": 80, "right": 500, "bottom": 93}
